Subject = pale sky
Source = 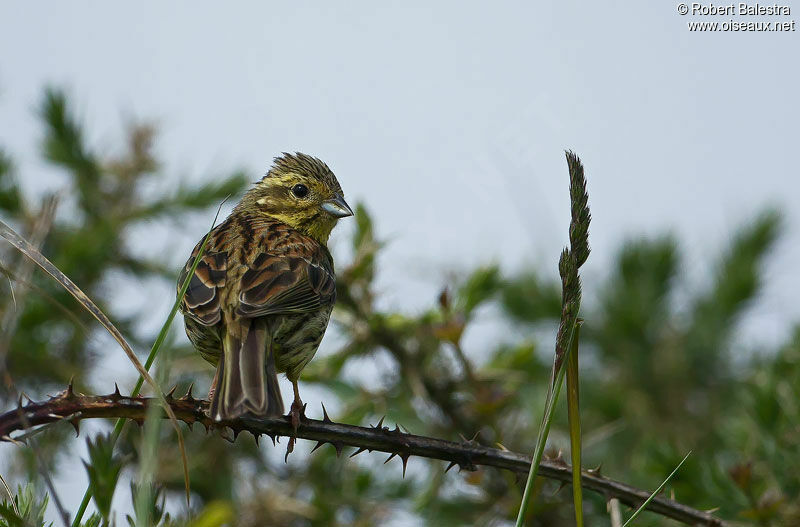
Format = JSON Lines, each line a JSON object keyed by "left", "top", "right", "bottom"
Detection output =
{"left": 1, "top": 1, "right": 798, "bottom": 522}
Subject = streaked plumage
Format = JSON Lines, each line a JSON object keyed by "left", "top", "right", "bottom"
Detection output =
{"left": 178, "top": 153, "right": 352, "bottom": 422}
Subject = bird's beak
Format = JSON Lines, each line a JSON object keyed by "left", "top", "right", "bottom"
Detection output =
{"left": 321, "top": 194, "right": 354, "bottom": 218}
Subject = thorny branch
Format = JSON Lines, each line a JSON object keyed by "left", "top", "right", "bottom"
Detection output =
{"left": 0, "top": 387, "right": 726, "bottom": 527}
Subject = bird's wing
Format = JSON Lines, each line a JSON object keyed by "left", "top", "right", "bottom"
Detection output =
{"left": 178, "top": 246, "right": 228, "bottom": 326}
{"left": 236, "top": 249, "right": 336, "bottom": 318}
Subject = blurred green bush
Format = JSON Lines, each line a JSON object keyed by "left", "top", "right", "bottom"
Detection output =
{"left": 1, "top": 89, "right": 797, "bottom": 526}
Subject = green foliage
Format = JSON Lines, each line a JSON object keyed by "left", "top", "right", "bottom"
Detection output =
{"left": 0, "top": 87, "right": 796, "bottom": 526}
{"left": 126, "top": 483, "right": 172, "bottom": 527}
{"left": 500, "top": 269, "right": 562, "bottom": 323}
{"left": 0, "top": 483, "right": 50, "bottom": 527}
{"left": 0, "top": 150, "right": 22, "bottom": 215}
{"left": 686, "top": 209, "right": 781, "bottom": 381}
{"left": 83, "top": 434, "right": 123, "bottom": 522}
{"left": 80, "top": 513, "right": 102, "bottom": 527}
{"left": 457, "top": 265, "right": 501, "bottom": 317}
{"left": 721, "top": 327, "right": 800, "bottom": 524}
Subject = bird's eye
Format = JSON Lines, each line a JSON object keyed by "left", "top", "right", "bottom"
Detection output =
{"left": 291, "top": 184, "right": 309, "bottom": 198}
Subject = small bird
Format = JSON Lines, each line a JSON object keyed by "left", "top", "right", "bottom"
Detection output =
{"left": 177, "top": 153, "right": 352, "bottom": 427}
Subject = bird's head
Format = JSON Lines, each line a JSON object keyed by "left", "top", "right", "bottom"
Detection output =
{"left": 237, "top": 152, "right": 353, "bottom": 244}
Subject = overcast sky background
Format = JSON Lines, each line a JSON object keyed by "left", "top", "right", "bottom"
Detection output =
{"left": 1, "top": 1, "right": 798, "bottom": 521}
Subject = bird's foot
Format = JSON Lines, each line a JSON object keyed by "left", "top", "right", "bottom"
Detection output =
{"left": 290, "top": 399, "right": 306, "bottom": 433}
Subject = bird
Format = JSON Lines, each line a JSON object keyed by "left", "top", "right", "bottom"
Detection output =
{"left": 177, "top": 152, "right": 353, "bottom": 428}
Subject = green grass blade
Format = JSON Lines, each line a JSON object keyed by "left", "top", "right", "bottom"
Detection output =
{"left": 566, "top": 325, "right": 583, "bottom": 527}
{"left": 621, "top": 451, "right": 692, "bottom": 527}
{"left": 135, "top": 358, "right": 172, "bottom": 527}
{"left": 514, "top": 320, "right": 579, "bottom": 526}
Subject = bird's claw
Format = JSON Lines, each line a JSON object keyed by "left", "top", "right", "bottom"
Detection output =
{"left": 290, "top": 399, "right": 305, "bottom": 433}
{"left": 285, "top": 399, "right": 305, "bottom": 461}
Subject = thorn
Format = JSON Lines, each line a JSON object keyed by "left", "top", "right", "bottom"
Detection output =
{"left": 218, "top": 427, "right": 234, "bottom": 443}
{"left": 400, "top": 453, "right": 409, "bottom": 477}
{"left": 69, "top": 418, "right": 80, "bottom": 437}
{"left": 445, "top": 461, "right": 458, "bottom": 473}
{"left": 332, "top": 442, "right": 343, "bottom": 457}
{"left": 321, "top": 403, "right": 332, "bottom": 423}
{"left": 113, "top": 383, "right": 121, "bottom": 397}
{"left": 349, "top": 447, "right": 367, "bottom": 458}
{"left": 311, "top": 440, "right": 326, "bottom": 453}
{"left": 166, "top": 385, "right": 178, "bottom": 400}
{"left": 391, "top": 425, "right": 402, "bottom": 435}
{"left": 398, "top": 424, "right": 411, "bottom": 434}
{"left": 231, "top": 428, "right": 240, "bottom": 441}
{"left": 183, "top": 383, "right": 195, "bottom": 401}
{"left": 384, "top": 452, "right": 397, "bottom": 464}
{"left": 16, "top": 395, "right": 23, "bottom": 409}
{"left": 438, "top": 286, "right": 451, "bottom": 311}
{"left": 266, "top": 433, "right": 276, "bottom": 446}
{"left": 21, "top": 392, "right": 33, "bottom": 404}
{"left": 372, "top": 416, "right": 385, "bottom": 430}
{"left": 459, "top": 431, "right": 480, "bottom": 445}
{"left": 66, "top": 377, "right": 76, "bottom": 398}
{"left": 547, "top": 449, "right": 566, "bottom": 465}
{"left": 555, "top": 481, "right": 569, "bottom": 495}
{"left": 301, "top": 402, "right": 308, "bottom": 419}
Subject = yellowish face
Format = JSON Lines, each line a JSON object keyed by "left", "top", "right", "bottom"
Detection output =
{"left": 239, "top": 153, "right": 352, "bottom": 244}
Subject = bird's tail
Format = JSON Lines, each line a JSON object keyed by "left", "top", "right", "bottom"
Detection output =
{"left": 210, "top": 318, "right": 284, "bottom": 421}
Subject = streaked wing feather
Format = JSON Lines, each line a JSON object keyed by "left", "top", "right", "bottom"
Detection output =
{"left": 179, "top": 250, "right": 227, "bottom": 326}
{"left": 237, "top": 253, "right": 335, "bottom": 318}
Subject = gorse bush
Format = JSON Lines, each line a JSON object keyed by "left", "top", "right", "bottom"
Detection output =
{"left": 0, "top": 89, "right": 797, "bottom": 526}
